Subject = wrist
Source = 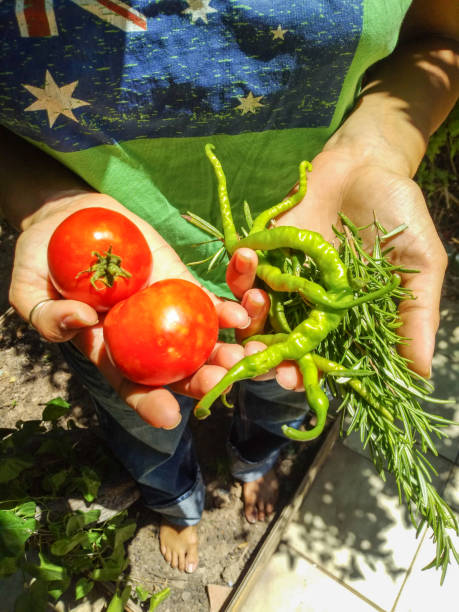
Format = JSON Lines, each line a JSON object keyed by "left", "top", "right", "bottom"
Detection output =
{"left": 324, "top": 93, "right": 424, "bottom": 178}
{"left": 326, "top": 37, "right": 459, "bottom": 179}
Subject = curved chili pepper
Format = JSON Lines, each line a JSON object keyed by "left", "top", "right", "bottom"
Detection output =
{"left": 195, "top": 146, "right": 399, "bottom": 440}
{"left": 268, "top": 289, "right": 292, "bottom": 333}
{"left": 281, "top": 353, "right": 329, "bottom": 441}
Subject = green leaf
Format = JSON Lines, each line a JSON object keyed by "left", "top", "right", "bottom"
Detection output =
{"left": 149, "top": 587, "right": 171, "bottom": 610}
{"left": 0, "top": 457, "right": 34, "bottom": 483}
{"left": 24, "top": 552, "right": 67, "bottom": 582}
{"left": 0, "top": 507, "right": 36, "bottom": 568}
{"left": 50, "top": 532, "right": 87, "bottom": 556}
{"left": 103, "top": 587, "right": 131, "bottom": 611}
{"left": 90, "top": 565, "right": 125, "bottom": 582}
{"left": 106, "top": 593, "right": 124, "bottom": 612}
{"left": 113, "top": 520, "right": 136, "bottom": 550}
{"left": 16, "top": 501, "right": 36, "bottom": 519}
{"left": 75, "top": 577, "right": 94, "bottom": 600}
{"left": 47, "top": 576, "right": 71, "bottom": 601}
{"left": 136, "top": 585, "right": 151, "bottom": 602}
{"left": 65, "top": 509, "right": 101, "bottom": 536}
{"left": 120, "top": 585, "right": 132, "bottom": 604}
{"left": 90, "top": 548, "right": 128, "bottom": 582}
{"left": 74, "top": 466, "right": 101, "bottom": 502}
{"left": 42, "top": 468, "right": 71, "bottom": 494}
{"left": 42, "top": 397, "right": 71, "bottom": 421}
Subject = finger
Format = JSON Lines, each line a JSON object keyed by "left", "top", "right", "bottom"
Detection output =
{"left": 397, "top": 265, "right": 445, "bottom": 378}
{"left": 122, "top": 385, "right": 183, "bottom": 430}
{"left": 17, "top": 297, "right": 99, "bottom": 343}
{"left": 171, "top": 364, "right": 231, "bottom": 398}
{"left": 236, "top": 289, "right": 270, "bottom": 342}
{"left": 275, "top": 361, "right": 305, "bottom": 391}
{"left": 208, "top": 342, "right": 245, "bottom": 370}
{"left": 215, "top": 299, "right": 251, "bottom": 329}
{"left": 226, "top": 248, "right": 258, "bottom": 299}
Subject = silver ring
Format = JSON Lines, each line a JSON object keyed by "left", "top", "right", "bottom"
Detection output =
{"left": 28, "top": 298, "right": 55, "bottom": 329}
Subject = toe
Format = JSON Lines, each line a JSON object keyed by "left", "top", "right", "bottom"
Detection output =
{"left": 185, "top": 545, "right": 199, "bottom": 573}
{"left": 257, "top": 500, "right": 266, "bottom": 522}
{"left": 178, "top": 550, "right": 186, "bottom": 572}
{"left": 245, "top": 503, "right": 257, "bottom": 523}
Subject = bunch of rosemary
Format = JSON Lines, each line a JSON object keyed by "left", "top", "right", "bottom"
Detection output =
{"left": 184, "top": 209, "right": 458, "bottom": 581}
{"left": 301, "top": 215, "right": 458, "bottom": 582}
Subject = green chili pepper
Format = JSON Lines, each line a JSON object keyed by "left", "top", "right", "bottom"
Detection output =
{"left": 194, "top": 146, "right": 399, "bottom": 440}
{"left": 268, "top": 289, "right": 292, "bottom": 333}
{"left": 281, "top": 353, "right": 329, "bottom": 441}
{"left": 250, "top": 160, "right": 312, "bottom": 234}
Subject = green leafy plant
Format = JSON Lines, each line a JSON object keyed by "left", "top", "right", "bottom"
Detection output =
{"left": 0, "top": 398, "right": 170, "bottom": 611}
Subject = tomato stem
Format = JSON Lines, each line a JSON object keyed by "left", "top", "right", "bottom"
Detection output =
{"left": 76, "top": 246, "right": 132, "bottom": 289}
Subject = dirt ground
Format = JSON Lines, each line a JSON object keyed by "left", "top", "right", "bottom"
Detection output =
{"left": 0, "top": 219, "right": 322, "bottom": 611}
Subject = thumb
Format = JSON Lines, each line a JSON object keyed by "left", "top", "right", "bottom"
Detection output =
{"left": 26, "top": 298, "right": 99, "bottom": 342}
{"left": 397, "top": 269, "right": 443, "bottom": 379}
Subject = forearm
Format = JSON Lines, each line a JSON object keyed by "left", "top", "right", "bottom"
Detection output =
{"left": 326, "top": 35, "right": 459, "bottom": 177}
{"left": 0, "top": 127, "right": 93, "bottom": 231}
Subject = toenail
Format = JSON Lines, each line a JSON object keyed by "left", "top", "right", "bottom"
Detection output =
{"left": 186, "top": 563, "right": 195, "bottom": 573}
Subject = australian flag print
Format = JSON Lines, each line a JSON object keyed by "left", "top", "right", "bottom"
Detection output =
{"left": 1, "top": 1, "right": 363, "bottom": 152}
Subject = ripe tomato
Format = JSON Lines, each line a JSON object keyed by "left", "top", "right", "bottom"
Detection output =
{"left": 47, "top": 207, "right": 152, "bottom": 311}
{"left": 103, "top": 279, "right": 219, "bottom": 386}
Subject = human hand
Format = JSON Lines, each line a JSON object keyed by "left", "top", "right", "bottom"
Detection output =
{"left": 277, "top": 147, "right": 446, "bottom": 378}
{"left": 230, "top": 146, "right": 446, "bottom": 381}
{"left": 9, "top": 192, "right": 262, "bottom": 428}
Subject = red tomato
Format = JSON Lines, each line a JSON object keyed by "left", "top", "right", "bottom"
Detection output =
{"left": 103, "top": 279, "right": 219, "bottom": 386}
{"left": 47, "top": 207, "right": 152, "bottom": 311}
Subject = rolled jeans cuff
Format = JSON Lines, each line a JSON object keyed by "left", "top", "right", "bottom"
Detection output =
{"left": 228, "top": 440, "right": 281, "bottom": 483}
{"left": 144, "top": 467, "right": 205, "bottom": 526}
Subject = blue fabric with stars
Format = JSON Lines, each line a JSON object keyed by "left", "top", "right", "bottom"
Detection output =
{"left": 0, "top": 0, "right": 363, "bottom": 153}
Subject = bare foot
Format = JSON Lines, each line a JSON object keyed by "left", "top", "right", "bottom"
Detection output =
{"left": 242, "top": 468, "right": 279, "bottom": 523}
{"left": 159, "top": 520, "right": 199, "bottom": 573}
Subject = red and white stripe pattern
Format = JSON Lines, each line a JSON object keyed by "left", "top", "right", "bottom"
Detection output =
{"left": 15, "top": 0, "right": 147, "bottom": 37}
{"left": 16, "top": 0, "right": 58, "bottom": 37}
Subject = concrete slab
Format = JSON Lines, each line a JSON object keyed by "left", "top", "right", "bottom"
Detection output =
{"left": 237, "top": 545, "right": 382, "bottom": 612}
{"left": 281, "top": 442, "right": 453, "bottom": 611}
{"left": 393, "top": 520, "right": 459, "bottom": 612}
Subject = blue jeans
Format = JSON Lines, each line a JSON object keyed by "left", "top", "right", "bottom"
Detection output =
{"left": 60, "top": 342, "right": 309, "bottom": 526}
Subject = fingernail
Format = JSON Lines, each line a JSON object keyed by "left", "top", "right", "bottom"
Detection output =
{"left": 242, "top": 292, "right": 265, "bottom": 313}
{"left": 60, "top": 314, "right": 99, "bottom": 330}
{"left": 239, "top": 317, "right": 252, "bottom": 330}
{"left": 163, "top": 413, "right": 182, "bottom": 430}
{"left": 235, "top": 250, "right": 254, "bottom": 273}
